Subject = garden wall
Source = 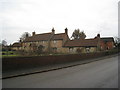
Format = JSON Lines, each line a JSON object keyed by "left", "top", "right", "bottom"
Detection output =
{"left": 2, "top": 51, "right": 117, "bottom": 72}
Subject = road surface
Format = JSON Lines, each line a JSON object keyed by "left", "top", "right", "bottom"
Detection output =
{"left": 3, "top": 55, "right": 118, "bottom": 88}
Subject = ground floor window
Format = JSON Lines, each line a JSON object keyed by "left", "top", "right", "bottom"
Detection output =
{"left": 38, "top": 45, "right": 44, "bottom": 50}
{"left": 86, "top": 47, "right": 90, "bottom": 53}
{"left": 52, "top": 47, "right": 57, "bottom": 53}
{"left": 69, "top": 47, "right": 73, "bottom": 53}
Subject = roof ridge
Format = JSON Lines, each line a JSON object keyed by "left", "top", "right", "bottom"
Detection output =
{"left": 35, "top": 32, "right": 52, "bottom": 35}
{"left": 54, "top": 33, "right": 65, "bottom": 35}
{"left": 101, "top": 37, "right": 113, "bottom": 38}
{"left": 70, "top": 39, "right": 96, "bottom": 41}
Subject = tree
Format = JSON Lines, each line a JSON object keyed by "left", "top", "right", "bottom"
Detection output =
{"left": 114, "top": 37, "right": 120, "bottom": 52}
{"left": 20, "top": 32, "right": 31, "bottom": 42}
{"left": 71, "top": 29, "right": 86, "bottom": 40}
{"left": 2, "top": 40, "right": 7, "bottom": 46}
{"left": 114, "top": 37, "right": 120, "bottom": 47}
{"left": 36, "top": 45, "right": 44, "bottom": 55}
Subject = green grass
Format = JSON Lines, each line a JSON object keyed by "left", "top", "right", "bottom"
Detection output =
{"left": 2, "top": 54, "right": 20, "bottom": 58}
{"left": 1, "top": 51, "right": 20, "bottom": 58}
{"left": 1, "top": 48, "right": 119, "bottom": 58}
{"left": 2, "top": 51, "right": 15, "bottom": 54}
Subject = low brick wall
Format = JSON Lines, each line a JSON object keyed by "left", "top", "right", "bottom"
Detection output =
{"left": 2, "top": 52, "right": 109, "bottom": 72}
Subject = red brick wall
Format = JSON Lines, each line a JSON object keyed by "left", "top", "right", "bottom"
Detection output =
{"left": 100, "top": 41, "right": 106, "bottom": 50}
{"left": 3, "top": 52, "right": 106, "bottom": 72}
{"left": 100, "top": 41, "right": 114, "bottom": 50}
{"left": 106, "top": 42, "right": 114, "bottom": 49}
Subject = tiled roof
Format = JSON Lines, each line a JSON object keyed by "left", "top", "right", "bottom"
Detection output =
{"left": 64, "top": 39, "right": 99, "bottom": 47}
{"left": 51, "top": 33, "right": 67, "bottom": 40}
{"left": 12, "top": 42, "right": 22, "bottom": 47}
{"left": 24, "top": 32, "right": 53, "bottom": 42}
{"left": 24, "top": 32, "right": 68, "bottom": 42}
{"left": 100, "top": 37, "right": 114, "bottom": 42}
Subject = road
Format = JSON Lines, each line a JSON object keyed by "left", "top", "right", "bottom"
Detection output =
{"left": 3, "top": 55, "right": 118, "bottom": 88}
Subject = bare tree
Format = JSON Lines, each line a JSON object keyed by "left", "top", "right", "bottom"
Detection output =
{"left": 20, "top": 32, "right": 31, "bottom": 42}
{"left": 71, "top": 29, "right": 86, "bottom": 40}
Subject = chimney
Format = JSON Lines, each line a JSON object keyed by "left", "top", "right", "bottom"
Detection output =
{"left": 32, "top": 31, "right": 36, "bottom": 36}
{"left": 26, "top": 33, "right": 29, "bottom": 37}
{"left": 97, "top": 34, "right": 100, "bottom": 38}
{"left": 19, "top": 38, "right": 22, "bottom": 42}
{"left": 65, "top": 28, "right": 68, "bottom": 35}
{"left": 94, "top": 34, "right": 100, "bottom": 39}
{"left": 52, "top": 27, "right": 55, "bottom": 34}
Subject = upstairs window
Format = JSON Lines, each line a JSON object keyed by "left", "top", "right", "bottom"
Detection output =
{"left": 69, "top": 47, "right": 73, "bottom": 53}
{"left": 86, "top": 48, "right": 90, "bottom": 53}
{"left": 53, "top": 40, "right": 57, "bottom": 44}
{"left": 43, "top": 41, "right": 45, "bottom": 44}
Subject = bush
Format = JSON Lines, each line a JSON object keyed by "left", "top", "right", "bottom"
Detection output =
{"left": 10, "top": 52, "right": 14, "bottom": 55}
{"left": 2, "top": 48, "right": 7, "bottom": 51}
{"left": 2, "top": 52, "right": 6, "bottom": 55}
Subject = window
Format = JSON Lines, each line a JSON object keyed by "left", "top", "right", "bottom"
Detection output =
{"left": 29, "top": 43, "right": 32, "bottom": 47}
{"left": 53, "top": 40, "right": 57, "bottom": 44}
{"left": 38, "top": 45, "right": 44, "bottom": 51}
{"left": 107, "top": 47, "right": 109, "bottom": 50}
{"left": 86, "top": 48, "right": 90, "bottom": 53}
{"left": 36, "top": 42, "right": 39, "bottom": 44}
{"left": 24, "top": 46, "right": 26, "bottom": 49}
{"left": 69, "top": 47, "right": 73, "bottom": 53}
{"left": 53, "top": 47, "right": 57, "bottom": 52}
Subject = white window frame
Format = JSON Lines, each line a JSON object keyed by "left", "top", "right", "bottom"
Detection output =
{"left": 43, "top": 41, "right": 45, "bottom": 44}
{"left": 53, "top": 40, "right": 57, "bottom": 44}
{"left": 69, "top": 47, "right": 73, "bottom": 53}
{"left": 86, "top": 47, "right": 90, "bottom": 53}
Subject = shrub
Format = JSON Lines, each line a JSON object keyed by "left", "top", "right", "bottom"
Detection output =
{"left": 2, "top": 52, "right": 6, "bottom": 55}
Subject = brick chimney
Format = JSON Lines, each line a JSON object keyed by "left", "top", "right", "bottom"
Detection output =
{"left": 52, "top": 27, "right": 55, "bottom": 34}
{"left": 94, "top": 34, "right": 100, "bottom": 39}
{"left": 32, "top": 31, "right": 36, "bottom": 36}
{"left": 19, "top": 38, "right": 22, "bottom": 42}
{"left": 65, "top": 28, "right": 68, "bottom": 35}
{"left": 26, "top": 33, "right": 29, "bottom": 37}
{"left": 97, "top": 34, "right": 100, "bottom": 38}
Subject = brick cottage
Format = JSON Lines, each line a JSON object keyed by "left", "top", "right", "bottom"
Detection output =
{"left": 12, "top": 28, "right": 115, "bottom": 54}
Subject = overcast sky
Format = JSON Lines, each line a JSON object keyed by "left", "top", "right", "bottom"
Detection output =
{"left": 0, "top": 0, "right": 119, "bottom": 45}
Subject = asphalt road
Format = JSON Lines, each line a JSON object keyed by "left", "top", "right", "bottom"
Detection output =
{"left": 3, "top": 55, "right": 118, "bottom": 88}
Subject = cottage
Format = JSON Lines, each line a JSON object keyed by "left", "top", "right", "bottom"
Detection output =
{"left": 11, "top": 42, "right": 22, "bottom": 51}
{"left": 21, "top": 28, "right": 115, "bottom": 54}
{"left": 64, "top": 34, "right": 115, "bottom": 53}
{"left": 100, "top": 37, "right": 115, "bottom": 50}
{"left": 22, "top": 28, "right": 69, "bottom": 53}
{"left": 64, "top": 34, "right": 101, "bottom": 53}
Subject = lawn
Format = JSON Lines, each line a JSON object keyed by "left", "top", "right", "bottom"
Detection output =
{"left": 1, "top": 51, "right": 20, "bottom": 58}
